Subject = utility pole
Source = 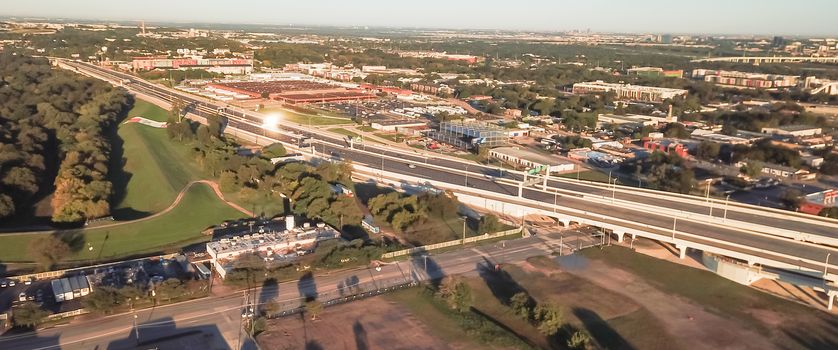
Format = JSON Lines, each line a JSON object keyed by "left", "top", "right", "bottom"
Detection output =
{"left": 462, "top": 216, "right": 468, "bottom": 245}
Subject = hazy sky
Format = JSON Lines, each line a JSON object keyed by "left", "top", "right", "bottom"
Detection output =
{"left": 4, "top": 0, "right": 838, "bottom": 36}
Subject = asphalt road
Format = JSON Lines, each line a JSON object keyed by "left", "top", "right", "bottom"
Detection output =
{"left": 0, "top": 231, "right": 568, "bottom": 350}
{"left": 60, "top": 61, "right": 838, "bottom": 273}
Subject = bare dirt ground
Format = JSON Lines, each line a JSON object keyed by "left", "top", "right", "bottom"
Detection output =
{"left": 256, "top": 297, "right": 453, "bottom": 350}
{"left": 556, "top": 257, "right": 779, "bottom": 350}
{"left": 627, "top": 237, "right": 838, "bottom": 314}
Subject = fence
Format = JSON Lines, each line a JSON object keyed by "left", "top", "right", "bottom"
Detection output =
{"left": 7, "top": 253, "right": 180, "bottom": 281}
{"left": 264, "top": 277, "right": 419, "bottom": 319}
{"left": 380, "top": 228, "right": 523, "bottom": 259}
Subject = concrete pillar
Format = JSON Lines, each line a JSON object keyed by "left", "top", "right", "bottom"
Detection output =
{"left": 614, "top": 231, "right": 625, "bottom": 243}
{"left": 677, "top": 245, "right": 687, "bottom": 259}
{"left": 559, "top": 218, "right": 571, "bottom": 227}
{"left": 829, "top": 291, "right": 837, "bottom": 311}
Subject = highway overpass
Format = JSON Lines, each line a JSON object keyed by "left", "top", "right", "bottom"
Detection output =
{"left": 57, "top": 59, "right": 838, "bottom": 307}
{"left": 691, "top": 56, "right": 838, "bottom": 64}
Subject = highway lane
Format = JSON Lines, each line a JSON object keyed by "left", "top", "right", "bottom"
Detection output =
{"left": 61, "top": 61, "right": 838, "bottom": 271}
{"left": 93, "top": 60, "right": 837, "bottom": 241}
{"left": 331, "top": 141, "right": 838, "bottom": 274}
{"left": 0, "top": 232, "right": 561, "bottom": 350}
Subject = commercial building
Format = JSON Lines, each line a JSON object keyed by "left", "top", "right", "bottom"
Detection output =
{"left": 428, "top": 121, "right": 508, "bottom": 150}
{"left": 489, "top": 147, "right": 575, "bottom": 174}
{"left": 627, "top": 67, "right": 683, "bottom": 78}
{"left": 761, "top": 125, "right": 822, "bottom": 138}
{"left": 597, "top": 113, "right": 675, "bottom": 128}
{"left": 643, "top": 140, "right": 689, "bottom": 158}
{"left": 691, "top": 69, "right": 799, "bottom": 89}
{"left": 131, "top": 56, "right": 253, "bottom": 75}
{"left": 207, "top": 216, "right": 341, "bottom": 279}
{"left": 207, "top": 81, "right": 375, "bottom": 104}
{"left": 370, "top": 119, "right": 428, "bottom": 132}
{"left": 799, "top": 189, "right": 837, "bottom": 215}
{"left": 571, "top": 81, "right": 688, "bottom": 103}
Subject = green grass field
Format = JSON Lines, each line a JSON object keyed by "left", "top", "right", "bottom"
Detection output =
{"left": 262, "top": 108, "right": 352, "bottom": 126}
{"left": 114, "top": 100, "right": 204, "bottom": 214}
{"left": 0, "top": 99, "right": 247, "bottom": 265}
{"left": 327, "top": 127, "right": 361, "bottom": 138}
{"left": 557, "top": 169, "right": 612, "bottom": 183}
{"left": 0, "top": 184, "right": 245, "bottom": 263}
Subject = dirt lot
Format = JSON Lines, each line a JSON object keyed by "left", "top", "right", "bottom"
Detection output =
{"left": 256, "top": 296, "right": 453, "bottom": 350}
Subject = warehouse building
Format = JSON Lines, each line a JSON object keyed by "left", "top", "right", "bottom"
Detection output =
{"left": 692, "top": 69, "right": 799, "bottom": 89}
{"left": 571, "top": 81, "right": 688, "bottom": 103}
{"left": 428, "top": 121, "right": 508, "bottom": 150}
{"left": 490, "top": 147, "right": 575, "bottom": 174}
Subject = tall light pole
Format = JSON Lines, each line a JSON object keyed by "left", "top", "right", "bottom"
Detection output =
{"left": 133, "top": 314, "right": 139, "bottom": 345}
{"left": 723, "top": 194, "right": 730, "bottom": 222}
{"left": 461, "top": 216, "right": 468, "bottom": 246}
{"left": 464, "top": 165, "right": 469, "bottom": 187}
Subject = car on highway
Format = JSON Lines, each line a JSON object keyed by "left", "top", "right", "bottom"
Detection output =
{"left": 408, "top": 163, "right": 416, "bottom": 169}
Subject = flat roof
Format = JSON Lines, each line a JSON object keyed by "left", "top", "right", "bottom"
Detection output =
{"left": 490, "top": 146, "right": 572, "bottom": 166}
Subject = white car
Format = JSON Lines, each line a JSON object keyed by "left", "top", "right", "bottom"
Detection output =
{"left": 407, "top": 163, "right": 416, "bottom": 169}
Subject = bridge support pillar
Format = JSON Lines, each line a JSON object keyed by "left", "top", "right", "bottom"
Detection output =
{"left": 676, "top": 245, "right": 687, "bottom": 259}
{"left": 558, "top": 218, "right": 571, "bottom": 227}
{"left": 613, "top": 230, "right": 625, "bottom": 243}
{"left": 829, "top": 291, "right": 838, "bottom": 310}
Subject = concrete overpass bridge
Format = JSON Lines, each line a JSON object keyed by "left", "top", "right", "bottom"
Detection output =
{"left": 58, "top": 58, "right": 838, "bottom": 308}
{"left": 691, "top": 56, "right": 838, "bottom": 65}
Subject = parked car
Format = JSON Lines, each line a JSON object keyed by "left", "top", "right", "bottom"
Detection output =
{"left": 18, "top": 292, "right": 27, "bottom": 302}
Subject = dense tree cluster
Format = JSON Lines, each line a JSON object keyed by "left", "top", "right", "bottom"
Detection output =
{"left": 622, "top": 152, "right": 695, "bottom": 194}
{"left": 367, "top": 191, "right": 464, "bottom": 245}
{"left": 0, "top": 54, "right": 132, "bottom": 222}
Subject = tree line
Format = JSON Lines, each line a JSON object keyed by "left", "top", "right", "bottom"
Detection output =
{"left": 0, "top": 53, "right": 132, "bottom": 223}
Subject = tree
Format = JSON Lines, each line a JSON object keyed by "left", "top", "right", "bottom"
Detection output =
{"left": 437, "top": 276, "right": 472, "bottom": 312}
{"left": 819, "top": 207, "right": 838, "bottom": 219}
{"left": 509, "top": 292, "right": 534, "bottom": 320}
{"left": 478, "top": 214, "right": 502, "bottom": 234}
{"left": 696, "top": 141, "right": 721, "bottom": 161}
{"left": 0, "top": 193, "right": 14, "bottom": 218}
{"left": 305, "top": 300, "right": 323, "bottom": 321}
{"left": 534, "top": 303, "right": 563, "bottom": 336}
{"left": 155, "top": 278, "right": 186, "bottom": 302}
{"left": 83, "top": 287, "right": 120, "bottom": 314}
{"left": 170, "top": 98, "right": 185, "bottom": 122}
{"left": 567, "top": 330, "right": 593, "bottom": 350}
{"left": 741, "top": 160, "right": 763, "bottom": 178}
{"left": 13, "top": 302, "right": 49, "bottom": 328}
{"left": 27, "top": 235, "right": 70, "bottom": 271}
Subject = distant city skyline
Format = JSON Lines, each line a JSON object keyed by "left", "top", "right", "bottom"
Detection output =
{"left": 3, "top": 0, "right": 838, "bottom": 36}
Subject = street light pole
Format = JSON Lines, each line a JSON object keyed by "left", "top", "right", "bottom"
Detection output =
{"left": 724, "top": 194, "right": 730, "bottom": 222}
{"left": 462, "top": 216, "right": 468, "bottom": 245}
{"left": 133, "top": 314, "right": 139, "bottom": 345}
{"left": 465, "top": 165, "right": 469, "bottom": 187}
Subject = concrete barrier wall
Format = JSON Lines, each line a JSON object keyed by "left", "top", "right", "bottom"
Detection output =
{"left": 381, "top": 228, "right": 522, "bottom": 259}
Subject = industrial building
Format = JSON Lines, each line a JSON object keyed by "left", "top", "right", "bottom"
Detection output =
{"left": 489, "top": 147, "right": 575, "bottom": 174}
{"left": 691, "top": 69, "right": 799, "bottom": 89}
{"left": 370, "top": 119, "right": 428, "bottom": 132}
{"left": 627, "top": 67, "right": 683, "bottom": 78}
{"left": 799, "top": 189, "right": 838, "bottom": 215}
{"left": 207, "top": 81, "right": 376, "bottom": 104}
{"left": 597, "top": 113, "right": 676, "bottom": 128}
{"left": 131, "top": 56, "right": 253, "bottom": 75}
{"left": 761, "top": 125, "right": 823, "bottom": 138}
{"left": 50, "top": 275, "right": 92, "bottom": 303}
{"left": 571, "top": 81, "right": 688, "bottom": 103}
{"left": 428, "top": 121, "right": 508, "bottom": 150}
{"left": 206, "top": 216, "right": 341, "bottom": 279}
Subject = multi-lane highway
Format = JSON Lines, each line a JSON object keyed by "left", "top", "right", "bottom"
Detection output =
{"left": 59, "top": 60, "right": 838, "bottom": 279}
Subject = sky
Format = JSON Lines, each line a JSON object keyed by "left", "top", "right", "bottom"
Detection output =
{"left": 4, "top": 0, "right": 838, "bottom": 36}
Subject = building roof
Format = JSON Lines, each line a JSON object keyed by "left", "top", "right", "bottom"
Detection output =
{"left": 490, "top": 146, "right": 572, "bottom": 166}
